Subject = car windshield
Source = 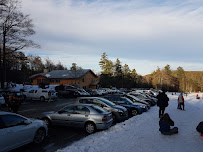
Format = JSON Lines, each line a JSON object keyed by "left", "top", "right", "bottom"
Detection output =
{"left": 91, "top": 105, "right": 107, "bottom": 113}
{"left": 123, "top": 98, "right": 133, "bottom": 104}
{"left": 16, "top": 93, "right": 21, "bottom": 96}
{"left": 98, "top": 98, "right": 115, "bottom": 106}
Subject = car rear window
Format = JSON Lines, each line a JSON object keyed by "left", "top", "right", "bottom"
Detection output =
{"left": 91, "top": 105, "right": 107, "bottom": 113}
{"left": 98, "top": 98, "right": 116, "bottom": 106}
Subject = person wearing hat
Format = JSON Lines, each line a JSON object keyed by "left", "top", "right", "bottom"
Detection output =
{"left": 159, "top": 113, "right": 178, "bottom": 135}
{"left": 157, "top": 89, "right": 169, "bottom": 118}
{"left": 178, "top": 92, "right": 185, "bottom": 110}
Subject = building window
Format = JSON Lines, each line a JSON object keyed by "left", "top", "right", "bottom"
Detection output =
{"left": 50, "top": 79, "right": 55, "bottom": 82}
{"left": 82, "top": 78, "right": 85, "bottom": 82}
{"left": 56, "top": 79, "right": 60, "bottom": 83}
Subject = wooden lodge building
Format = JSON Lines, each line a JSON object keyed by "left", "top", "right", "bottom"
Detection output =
{"left": 29, "top": 69, "right": 99, "bottom": 89}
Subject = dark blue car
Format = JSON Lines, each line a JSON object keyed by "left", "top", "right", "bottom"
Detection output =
{"left": 103, "top": 96, "right": 144, "bottom": 117}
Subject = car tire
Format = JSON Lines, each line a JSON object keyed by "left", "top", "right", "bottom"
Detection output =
{"left": 112, "top": 114, "right": 116, "bottom": 124}
{"left": 131, "top": 109, "right": 138, "bottom": 117}
{"left": 42, "top": 118, "right": 51, "bottom": 127}
{"left": 85, "top": 122, "right": 96, "bottom": 134}
{"left": 33, "top": 128, "right": 46, "bottom": 144}
{"left": 23, "top": 95, "right": 27, "bottom": 101}
{"left": 40, "top": 96, "right": 45, "bottom": 102}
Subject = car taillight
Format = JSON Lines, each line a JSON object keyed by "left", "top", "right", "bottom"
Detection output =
{"left": 102, "top": 116, "right": 107, "bottom": 121}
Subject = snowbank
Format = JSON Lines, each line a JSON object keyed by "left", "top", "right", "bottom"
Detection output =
{"left": 57, "top": 93, "right": 203, "bottom": 152}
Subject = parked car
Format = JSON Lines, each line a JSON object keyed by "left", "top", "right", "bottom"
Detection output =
{"left": 22, "top": 89, "right": 56, "bottom": 102}
{"left": 0, "top": 94, "right": 5, "bottom": 107}
{"left": 41, "top": 104, "right": 113, "bottom": 134}
{"left": 140, "top": 92, "right": 158, "bottom": 102}
{"left": 77, "top": 89, "right": 90, "bottom": 97}
{"left": 103, "top": 96, "right": 144, "bottom": 117}
{"left": 75, "top": 97, "right": 128, "bottom": 123}
{"left": 0, "top": 111, "right": 48, "bottom": 152}
{"left": 125, "top": 94, "right": 151, "bottom": 109}
{"left": 86, "top": 89, "right": 101, "bottom": 96}
{"left": 128, "top": 92, "right": 156, "bottom": 106}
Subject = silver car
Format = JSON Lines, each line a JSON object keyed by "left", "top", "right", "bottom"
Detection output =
{"left": 75, "top": 97, "right": 128, "bottom": 123}
{"left": 41, "top": 104, "right": 113, "bottom": 134}
{"left": 0, "top": 111, "right": 48, "bottom": 152}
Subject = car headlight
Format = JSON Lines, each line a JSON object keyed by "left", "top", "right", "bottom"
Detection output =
{"left": 140, "top": 105, "right": 146, "bottom": 108}
{"left": 117, "top": 109, "right": 123, "bottom": 113}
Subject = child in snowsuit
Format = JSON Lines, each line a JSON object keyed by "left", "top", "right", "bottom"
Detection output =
{"left": 159, "top": 113, "right": 178, "bottom": 135}
{"left": 178, "top": 92, "right": 185, "bottom": 110}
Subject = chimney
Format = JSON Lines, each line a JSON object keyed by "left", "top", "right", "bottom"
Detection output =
{"left": 44, "top": 68, "right": 48, "bottom": 73}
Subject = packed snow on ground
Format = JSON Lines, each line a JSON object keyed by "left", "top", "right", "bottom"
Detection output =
{"left": 57, "top": 93, "right": 203, "bottom": 152}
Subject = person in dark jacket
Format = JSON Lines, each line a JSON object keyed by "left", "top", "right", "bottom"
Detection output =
{"left": 156, "top": 90, "right": 169, "bottom": 118}
{"left": 196, "top": 121, "right": 203, "bottom": 136}
{"left": 159, "top": 113, "right": 178, "bottom": 135}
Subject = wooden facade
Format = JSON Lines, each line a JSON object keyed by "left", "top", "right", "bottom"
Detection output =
{"left": 30, "top": 70, "right": 99, "bottom": 89}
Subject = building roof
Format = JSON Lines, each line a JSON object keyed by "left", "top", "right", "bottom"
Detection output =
{"left": 30, "top": 69, "right": 97, "bottom": 79}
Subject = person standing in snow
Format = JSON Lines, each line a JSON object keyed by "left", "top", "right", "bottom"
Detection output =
{"left": 157, "top": 90, "right": 169, "bottom": 118}
{"left": 178, "top": 92, "right": 185, "bottom": 110}
{"left": 159, "top": 113, "right": 178, "bottom": 135}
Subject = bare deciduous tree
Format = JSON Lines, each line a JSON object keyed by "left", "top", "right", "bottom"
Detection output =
{"left": 0, "top": 0, "right": 39, "bottom": 88}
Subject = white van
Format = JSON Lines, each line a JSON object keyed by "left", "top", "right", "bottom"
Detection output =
{"left": 22, "top": 89, "right": 56, "bottom": 102}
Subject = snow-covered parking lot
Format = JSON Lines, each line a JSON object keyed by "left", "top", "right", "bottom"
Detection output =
{"left": 58, "top": 93, "right": 203, "bottom": 152}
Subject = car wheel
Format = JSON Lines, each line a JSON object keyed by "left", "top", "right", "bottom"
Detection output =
{"left": 131, "top": 109, "right": 138, "bottom": 116}
{"left": 42, "top": 118, "right": 51, "bottom": 127}
{"left": 23, "top": 95, "right": 27, "bottom": 101}
{"left": 33, "top": 128, "right": 46, "bottom": 144}
{"left": 40, "top": 96, "right": 45, "bottom": 102}
{"left": 112, "top": 114, "right": 116, "bottom": 124}
{"left": 85, "top": 122, "right": 96, "bottom": 134}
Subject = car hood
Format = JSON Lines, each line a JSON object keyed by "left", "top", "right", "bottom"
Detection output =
{"left": 41, "top": 111, "right": 56, "bottom": 117}
{"left": 132, "top": 102, "right": 145, "bottom": 106}
{"left": 113, "top": 105, "right": 127, "bottom": 111}
{"left": 29, "top": 118, "right": 47, "bottom": 127}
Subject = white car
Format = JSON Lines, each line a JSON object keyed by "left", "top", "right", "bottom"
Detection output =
{"left": 22, "top": 89, "right": 57, "bottom": 102}
{"left": 0, "top": 111, "right": 48, "bottom": 152}
{"left": 0, "top": 94, "right": 5, "bottom": 106}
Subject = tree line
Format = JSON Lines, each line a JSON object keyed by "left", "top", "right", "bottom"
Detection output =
{"left": 143, "top": 65, "right": 203, "bottom": 92}
{"left": 99, "top": 53, "right": 203, "bottom": 92}
{"left": 0, "top": 51, "right": 67, "bottom": 85}
{"left": 99, "top": 52, "right": 146, "bottom": 89}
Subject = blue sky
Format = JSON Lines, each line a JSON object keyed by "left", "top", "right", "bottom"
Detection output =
{"left": 21, "top": 0, "right": 203, "bottom": 75}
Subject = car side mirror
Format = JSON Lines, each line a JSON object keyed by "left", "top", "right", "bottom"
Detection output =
{"left": 24, "top": 120, "right": 32, "bottom": 125}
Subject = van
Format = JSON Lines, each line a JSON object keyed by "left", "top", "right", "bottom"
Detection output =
{"left": 22, "top": 89, "right": 56, "bottom": 102}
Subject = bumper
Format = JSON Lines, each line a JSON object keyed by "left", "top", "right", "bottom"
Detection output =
{"left": 114, "top": 111, "right": 128, "bottom": 122}
{"left": 96, "top": 119, "right": 113, "bottom": 130}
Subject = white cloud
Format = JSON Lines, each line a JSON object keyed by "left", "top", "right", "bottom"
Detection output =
{"left": 21, "top": 0, "right": 203, "bottom": 74}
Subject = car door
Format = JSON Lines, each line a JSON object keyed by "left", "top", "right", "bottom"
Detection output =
{"left": 52, "top": 105, "right": 75, "bottom": 126}
{"left": 27, "top": 90, "right": 35, "bottom": 99}
{"left": 0, "top": 115, "right": 34, "bottom": 152}
{"left": 33, "top": 90, "right": 39, "bottom": 100}
{"left": 69, "top": 105, "right": 90, "bottom": 127}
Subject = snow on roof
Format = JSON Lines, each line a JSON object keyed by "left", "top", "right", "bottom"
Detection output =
{"left": 30, "top": 69, "right": 97, "bottom": 79}
{"left": 45, "top": 74, "right": 51, "bottom": 77}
